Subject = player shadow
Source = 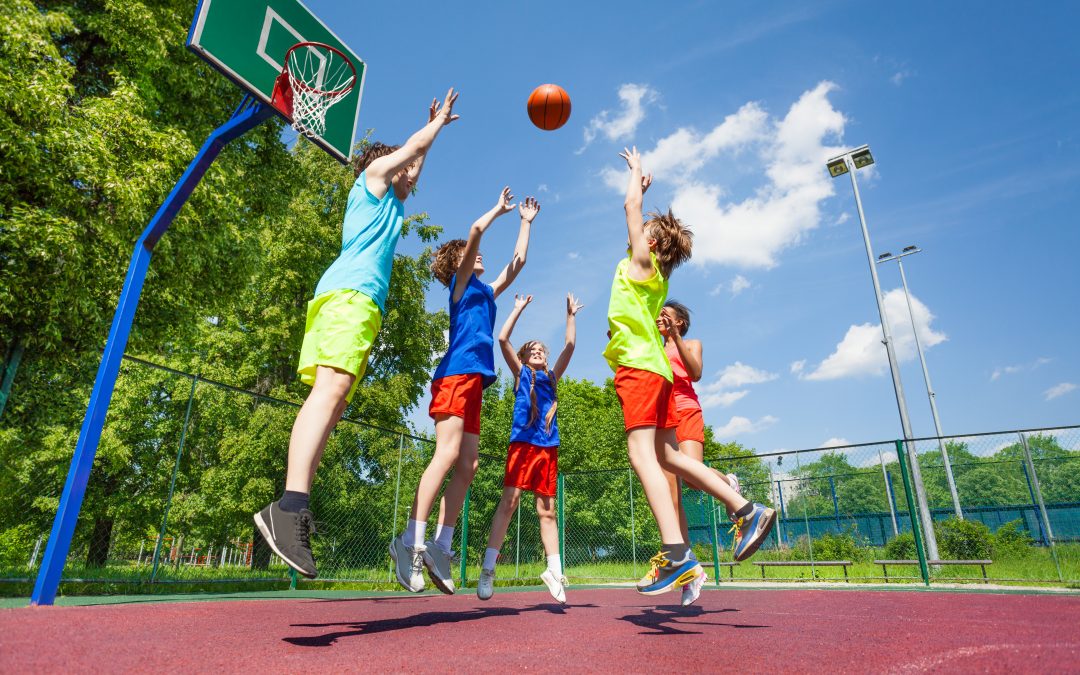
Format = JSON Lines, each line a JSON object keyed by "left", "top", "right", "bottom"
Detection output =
{"left": 618, "top": 605, "right": 769, "bottom": 636}
{"left": 285, "top": 603, "right": 593, "bottom": 647}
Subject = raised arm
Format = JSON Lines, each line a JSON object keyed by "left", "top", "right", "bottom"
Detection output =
{"left": 367, "top": 88, "right": 459, "bottom": 195}
{"left": 498, "top": 294, "right": 532, "bottom": 375}
{"left": 489, "top": 197, "right": 539, "bottom": 300}
{"left": 618, "top": 146, "right": 654, "bottom": 282}
{"left": 453, "top": 187, "right": 517, "bottom": 303}
{"left": 552, "top": 293, "right": 584, "bottom": 380}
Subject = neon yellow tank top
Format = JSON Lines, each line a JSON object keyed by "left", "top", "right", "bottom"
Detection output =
{"left": 602, "top": 252, "right": 672, "bottom": 381}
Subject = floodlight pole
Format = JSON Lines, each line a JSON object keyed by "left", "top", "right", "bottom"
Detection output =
{"left": 837, "top": 151, "right": 940, "bottom": 561}
{"left": 890, "top": 252, "right": 963, "bottom": 519}
{"left": 30, "top": 97, "right": 276, "bottom": 606}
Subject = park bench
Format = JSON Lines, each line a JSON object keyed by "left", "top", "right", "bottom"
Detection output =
{"left": 754, "top": 560, "right": 852, "bottom": 581}
{"left": 712, "top": 561, "right": 739, "bottom": 581}
{"left": 874, "top": 559, "right": 993, "bottom": 583}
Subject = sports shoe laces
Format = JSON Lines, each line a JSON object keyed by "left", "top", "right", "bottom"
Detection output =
{"left": 647, "top": 551, "right": 671, "bottom": 576}
{"left": 296, "top": 512, "right": 315, "bottom": 549}
{"left": 729, "top": 519, "right": 744, "bottom": 552}
{"left": 410, "top": 549, "right": 425, "bottom": 575}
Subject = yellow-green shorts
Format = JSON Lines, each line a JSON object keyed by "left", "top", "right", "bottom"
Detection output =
{"left": 297, "top": 289, "right": 382, "bottom": 402}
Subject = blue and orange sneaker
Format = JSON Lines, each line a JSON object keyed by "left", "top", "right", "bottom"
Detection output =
{"left": 637, "top": 549, "right": 702, "bottom": 596}
{"left": 733, "top": 503, "right": 777, "bottom": 562}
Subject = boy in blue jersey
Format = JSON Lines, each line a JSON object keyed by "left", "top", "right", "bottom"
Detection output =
{"left": 254, "top": 89, "right": 460, "bottom": 579}
{"left": 391, "top": 188, "right": 539, "bottom": 594}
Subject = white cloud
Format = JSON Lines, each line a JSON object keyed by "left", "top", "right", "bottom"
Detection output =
{"left": 992, "top": 357, "right": 1052, "bottom": 381}
{"left": 1045, "top": 382, "right": 1077, "bottom": 401}
{"left": 567, "top": 251, "right": 580, "bottom": 260}
{"left": 700, "top": 390, "right": 748, "bottom": 409}
{"left": 713, "top": 415, "right": 779, "bottom": 439}
{"left": 709, "top": 275, "right": 752, "bottom": 297}
{"left": 600, "top": 82, "right": 846, "bottom": 268}
{"left": 715, "top": 361, "right": 778, "bottom": 389}
{"left": 819, "top": 437, "right": 851, "bottom": 448}
{"left": 580, "top": 83, "right": 658, "bottom": 151}
{"left": 834, "top": 212, "right": 851, "bottom": 225}
{"left": 801, "top": 288, "right": 947, "bottom": 381}
{"left": 537, "top": 183, "right": 549, "bottom": 193}
{"left": 790, "top": 360, "right": 806, "bottom": 375}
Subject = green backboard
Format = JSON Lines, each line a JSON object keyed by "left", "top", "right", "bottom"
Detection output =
{"left": 187, "top": 0, "right": 365, "bottom": 163}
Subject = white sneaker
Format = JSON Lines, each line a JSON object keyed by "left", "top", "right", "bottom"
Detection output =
{"left": 389, "top": 535, "right": 426, "bottom": 593}
{"left": 421, "top": 540, "right": 456, "bottom": 595}
{"left": 540, "top": 569, "right": 567, "bottom": 604}
{"left": 681, "top": 570, "right": 707, "bottom": 606}
{"left": 477, "top": 567, "right": 496, "bottom": 601}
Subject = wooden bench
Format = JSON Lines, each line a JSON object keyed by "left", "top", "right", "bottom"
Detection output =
{"left": 754, "top": 560, "right": 852, "bottom": 582}
{"left": 874, "top": 559, "right": 993, "bottom": 583}
{"left": 712, "top": 561, "right": 739, "bottom": 581}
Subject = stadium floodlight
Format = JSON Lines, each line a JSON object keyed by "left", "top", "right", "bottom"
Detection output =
{"left": 876, "top": 245, "right": 963, "bottom": 520}
{"left": 827, "top": 145, "right": 940, "bottom": 560}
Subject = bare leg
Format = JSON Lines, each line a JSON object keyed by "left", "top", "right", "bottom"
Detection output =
{"left": 410, "top": 414, "right": 466, "bottom": 522}
{"left": 536, "top": 494, "right": 560, "bottom": 556}
{"left": 677, "top": 438, "right": 734, "bottom": 493}
{"left": 484, "top": 487, "right": 522, "bottom": 553}
{"left": 663, "top": 468, "right": 689, "bottom": 545}
{"left": 285, "top": 365, "right": 354, "bottom": 493}
{"left": 627, "top": 427, "right": 684, "bottom": 544}
{"left": 656, "top": 428, "right": 748, "bottom": 512}
{"left": 432, "top": 430, "right": 480, "bottom": 533}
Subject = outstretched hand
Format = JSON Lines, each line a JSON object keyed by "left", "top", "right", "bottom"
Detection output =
{"left": 431, "top": 88, "right": 460, "bottom": 125}
{"left": 618, "top": 146, "right": 642, "bottom": 171}
{"left": 514, "top": 294, "right": 533, "bottom": 310}
{"left": 495, "top": 186, "right": 516, "bottom": 215}
{"left": 566, "top": 293, "right": 584, "bottom": 316}
{"left": 519, "top": 196, "right": 540, "bottom": 222}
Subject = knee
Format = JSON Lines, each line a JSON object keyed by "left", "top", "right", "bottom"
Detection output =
{"left": 536, "top": 502, "right": 554, "bottom": 520}
{"left": 500, "top": 493, "right": 520, "bottom": 514}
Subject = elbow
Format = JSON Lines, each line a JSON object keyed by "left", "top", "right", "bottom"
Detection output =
{"left": 469, "top": 223, "right": 484, "bottom": 237}
{"left": 624, "top": 198, "right": 642, "bottom": 211}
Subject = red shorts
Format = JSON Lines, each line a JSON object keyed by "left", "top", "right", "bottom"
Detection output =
{"left": 614, "top": 366, "right": 679, "bottom": 431}
{"left": 676, "top": 407, "right": 705, "bottom": 444}
{"left": 429, "top": 373, "right": 483, "bottom": 435}
{"left": 504, "top": 442, "right": 559, "bottom": 496}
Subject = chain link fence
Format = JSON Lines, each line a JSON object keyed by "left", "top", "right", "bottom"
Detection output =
{"left": 1, "top": 357, "right": 1078, "bottom": 592}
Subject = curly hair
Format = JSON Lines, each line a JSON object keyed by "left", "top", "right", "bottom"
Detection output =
{"left": 664, "top": 300, "right": 692, "bottom": 336}
{"left": 644, "top": 209, "right": 693, "bottom": 278}
{"left": 351, "top": 142, "right": 402, "bottom": 177}
{"left": 516, "top": 341, "right": 558, "bottom": 434}
{"left": 431, "top": 239, "right": 467, "bottom": 287}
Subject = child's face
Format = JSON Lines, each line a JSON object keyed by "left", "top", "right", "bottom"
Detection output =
{"left": 393, "top": 163, "right": 417, "bottom": 193}
{"left": 657, "top": 306, "right": 680, "bottom": 337}
{"left": 525, "top": 343, "right": 548, "bottom": 369}
{"left": 472, "top": 252, "right": 485, "bottom": 276}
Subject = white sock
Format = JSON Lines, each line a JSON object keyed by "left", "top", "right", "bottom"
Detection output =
{"left": 403, "top": 519, "right": 425, "bottom": 548}
{"left": 483, "top": 547, "right": 500, "bottom": 570}
{"left": 546, "top": 554, "right": 562, "bottom": 576}
{"left": 434, "top": 524, "right": 455, "bottom": 553}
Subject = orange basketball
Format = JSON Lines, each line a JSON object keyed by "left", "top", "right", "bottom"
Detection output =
{"left": 527, "top": 84, "right": 571, "bottom": 131}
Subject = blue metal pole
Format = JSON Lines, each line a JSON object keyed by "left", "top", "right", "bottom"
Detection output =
{"left": 30, "top": 98, "right": 275, "bottom": 606}
{"left": 1020, "top": 461, "right": 1047, "bottom": 545}
{"left": 829, "top": 476, "right": 841, "bottom": 530}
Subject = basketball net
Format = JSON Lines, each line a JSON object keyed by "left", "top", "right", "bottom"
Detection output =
{"left": 272, "top": 42, "right": 356, "bottom": 139}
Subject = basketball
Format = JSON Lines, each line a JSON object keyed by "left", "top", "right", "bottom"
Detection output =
{"left": 527, "top": 84, "right": 571, "bottom": 131}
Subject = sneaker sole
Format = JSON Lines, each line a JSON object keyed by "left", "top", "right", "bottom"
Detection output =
{"left": 477, "top": 588, "right": 493, "bottom": 601}
{"left": 682, "top": 572, "right": 707, "bottom": 607}
{"left": 253, "top": 512, "right": 317, "bottom": 579}
{"left": 388, "top": 540, "right": 424, "bottom": 593}
{"left": 637, "top": 563, "right": 702, "bottom": 596}
{"left": 734, "top": 508, "right": 777, "bottom": 562}
{"left": 420, "top": 551, "right": 456, "bottom": 595}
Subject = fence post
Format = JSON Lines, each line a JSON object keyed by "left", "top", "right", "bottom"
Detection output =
{"left": 1019, "top": 462, "right": 1047, "bottom": 545}
{"left": 829, "top": 476, "right": 841, "bottom": 530}
{"left": 879, "top": 451, "right": 899, "bottom": 536}
{"left": 894, "top": 440, "right": 930, "bottom": 585}
{"left": 768, "top": 467, "right": 783, "bottom": 546}
{"left": 707, "top": 493, "right": 721, "bottom": 585}
{"left": 515, "top": 498, "right": 521, "bottom": 579}
{"left": 459, "top": 487, "right": 470, "bottom": 588}
{"left": 628, "top": 468, "right": 637, "bottom": 578}
{"left": 388, "top": 433, "right": 404, "bottom": 582}
{"left": 150, "top": 373, "right": 198, "bottom": 583}
{"left": 795, "top": 453, "right": 815, "bottom": 579}
{"left": 290, "top": 569, "right": 298, "bottom": 591}
{"left": 556, "top": 473, "right": 565, "bottom": 565}
{"left": 1018, "top": 433, "right": 1064, "bottom": 583}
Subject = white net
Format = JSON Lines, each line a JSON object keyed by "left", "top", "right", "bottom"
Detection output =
{"left": 285, "top": 42, "right": 356, "bottom": 139}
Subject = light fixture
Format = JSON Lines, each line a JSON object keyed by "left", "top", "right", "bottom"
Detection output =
{"left": 827, "top": 158, "right": 849, "bottom": 177}
{"left": 852, "top": 146, "right": 875, "bottom": 169}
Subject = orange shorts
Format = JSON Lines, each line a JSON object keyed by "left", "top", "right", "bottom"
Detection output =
{"left": 504, "top": 442, "right": 559, "bottom": 496}
{"left": 614, "top": 366, "right": 679, "bottom": 431}
{"left": 676, "top": 407, "right": 705, "bottom": 444}
{"left": 429, "top": 373, "right": 483, "bottom": 435}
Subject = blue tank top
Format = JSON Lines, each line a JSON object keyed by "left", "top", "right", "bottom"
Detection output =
{"left": 432, "top": 273, "right": 497, "bottom": 387}
{"left": 313, "top": 171, "right": 404, "bottom": 312}
{"left": 510, "top": 367, "right": 560, "bottom": 447}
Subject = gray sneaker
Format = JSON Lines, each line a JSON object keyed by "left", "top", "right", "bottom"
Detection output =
{"left": 421, "top": 540, "right": 457, "bottom": 595}
{"left": 253, "top": 501, "right": 317, "bottom": 578}
{"left": 389, "top": 535, "right": 426, "bottom": 592}
{"left": 540, "top": 569, "right": 567, "bottom": 604}
{"left": 477, "top": 567, "right": 496, "bottom": 601}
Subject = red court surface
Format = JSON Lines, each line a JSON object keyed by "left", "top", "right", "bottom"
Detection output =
{"left": 2, "top": 587, "right": 1079, "bottom": 672}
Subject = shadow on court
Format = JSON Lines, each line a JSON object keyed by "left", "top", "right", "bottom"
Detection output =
{"left": 285, "top": 602, "right": 592, "bottom": 646}
{"left": 618, "top": 604, "right": 769, "bottom": 635}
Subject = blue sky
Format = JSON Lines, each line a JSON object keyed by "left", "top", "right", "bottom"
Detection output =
{"left": 305, "top": 0, "right": 1079, "bottom": 453}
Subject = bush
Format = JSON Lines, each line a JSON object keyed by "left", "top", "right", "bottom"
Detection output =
{"left": 936, "top": 517, "right": 992, "bottom": 560}
{"left": 811, "top": 531, "right": 871, "bottom": 562}
{"left": 992, "top": 519, "right": 1034, "bottom": 558}
{"left": 884, "top": 531, "right": 916, "bottom": 559}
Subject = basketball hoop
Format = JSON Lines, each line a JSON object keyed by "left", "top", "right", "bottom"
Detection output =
{"left": 271, "top": 41, "right": 357, "bottom": 139}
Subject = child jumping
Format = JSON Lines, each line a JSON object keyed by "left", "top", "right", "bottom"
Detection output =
{"left": 391, "top": 189, "right": 540, "bottom": 593}
{"left": 254, "top": 89, "right": 459, "bottom": 579}
{"left": 656, "top": 300, "right": 742, "bottom": 605}
{"left": 604, "top": 147, "right": 775, "bottom": 598}
{"left": 477, "top": 292, "right": 583, "bottom": 604}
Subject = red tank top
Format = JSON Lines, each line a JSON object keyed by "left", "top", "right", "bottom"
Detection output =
{"left": 665, "top": 340, "right": 701, "bottom": 411}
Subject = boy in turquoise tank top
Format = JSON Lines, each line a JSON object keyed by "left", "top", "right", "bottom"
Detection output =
{"left": 391, "top": 187, "right": 539, "bottom": 594}
{"left": 606, "top": 147, "right": 776, "bottom": 600}
{"left": 254, "top": 90, "right": 460, "bottom": 580}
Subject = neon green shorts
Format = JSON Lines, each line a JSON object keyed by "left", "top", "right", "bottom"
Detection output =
{"left": 297, "top": 289, "right": 382, "bottom": 402}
